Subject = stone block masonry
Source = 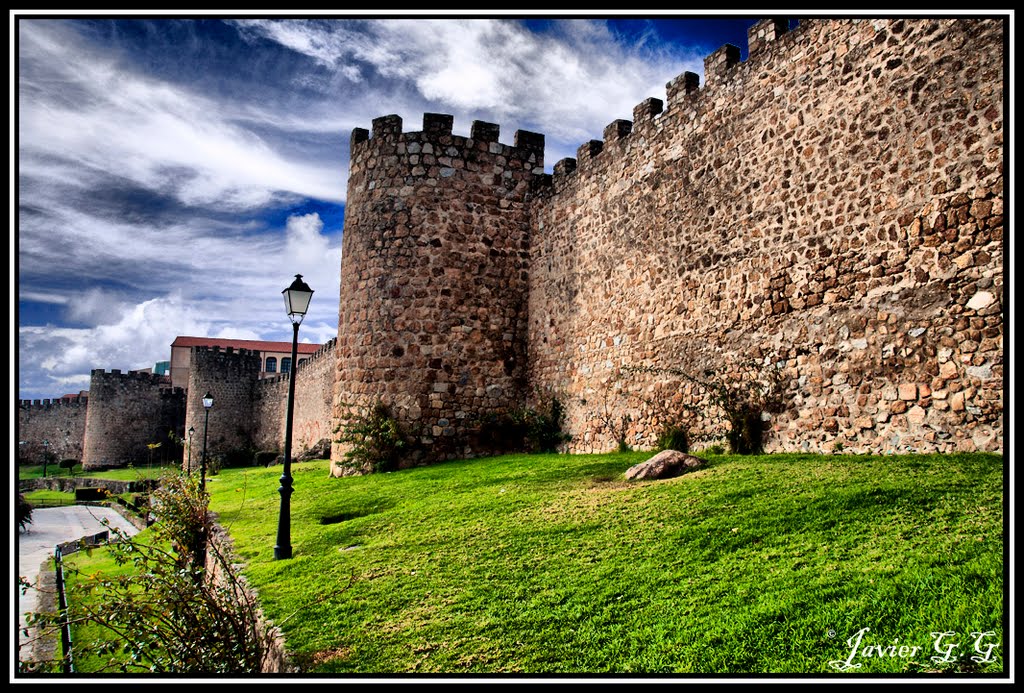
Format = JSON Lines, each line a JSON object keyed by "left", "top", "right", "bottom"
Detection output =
{"left": 331, "top": 113, "right": 544, "bottom": 469}
{"left": 253, "top": 338, "right": 337, "bottom": 458}
{"left": 333, "top": 17, "right": 1003, "bottom": 465}
{"left": 33, "top": 17, "right": 1003, "bottom": 472}
{"left": 18, "top": 395, "right": 88, "bottom": 463}
{"left": 527, "top": 18, "right": 1003, "bottom": 455}
{"left": 184, "top": 346, "right": 262, "bottom": 471}
{"left": 82, "top": 371, "right": 185, "bottom": 470}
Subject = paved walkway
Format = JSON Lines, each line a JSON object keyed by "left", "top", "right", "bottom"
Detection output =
{"left": 16, "top": 505, "right": 140, "bottom": 665}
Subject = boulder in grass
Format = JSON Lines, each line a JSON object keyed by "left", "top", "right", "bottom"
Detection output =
{"left": 625, "top": 450, "right": 706, "bottom": 480}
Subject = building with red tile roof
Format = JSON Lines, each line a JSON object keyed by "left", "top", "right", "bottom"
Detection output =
{"left": 169, "top": 336, "right": 323, "bottom": 390}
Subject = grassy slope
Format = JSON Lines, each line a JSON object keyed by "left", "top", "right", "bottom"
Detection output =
{"left": 19, "top": 462, "right": 177, "bottom": 482}
{"left": 204, "top": 452, "right": 1004, "bottom": 675}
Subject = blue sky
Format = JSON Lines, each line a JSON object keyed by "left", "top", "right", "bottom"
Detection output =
{"left": 15, "top": 12, "right": 775, "bottom": 401}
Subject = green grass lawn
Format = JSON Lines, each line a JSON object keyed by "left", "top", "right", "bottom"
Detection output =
{"left": 19, "top": 462, "right": 179, "bottom": 482}
{"left": 59, "top": 531, "right": 158, "bottom": 673}
{"left": 197, "top": 451, "right": 1004, "bottom": 675}
{"left": 21, "top": 489, "right": 76, "bottom": 506}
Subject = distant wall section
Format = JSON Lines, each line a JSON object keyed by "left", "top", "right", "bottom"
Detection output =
{"left": 17, "top": 395, "right": 89, "bottom": 463}
{"left": 253, "top": 338, "right": 336, "bottom": 457}
{"left": 184, "top": 347, "right": 261, "bottom": 470}
{"left": 82, "top": 371, "right": 185, "bottom": 470}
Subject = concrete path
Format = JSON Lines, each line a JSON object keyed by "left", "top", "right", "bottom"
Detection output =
{"left": 16, "top": 505, "right": 140, "bottom": 665}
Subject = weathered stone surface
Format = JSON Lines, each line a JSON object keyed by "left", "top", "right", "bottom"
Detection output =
{"left": 966, "top": 291, "right": 996, "bottom": 311}
{"left": 625, "top": 450, "right": 707, "bottom": 480}
{"left": 525, "top": 18, "right": 1003, "bottom": 456}
{"left": 22, "top": 18, "right": 1006, "bottom": 474}
{"left": 83, "top": 370, "right": 184, "bottom": 470}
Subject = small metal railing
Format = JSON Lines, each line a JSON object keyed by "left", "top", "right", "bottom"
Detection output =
{"left": 52, "top": 545, "right": 73, "bottom": 674}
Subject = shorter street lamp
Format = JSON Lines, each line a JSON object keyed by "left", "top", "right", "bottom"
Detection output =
{"left": 187, "top": 426, "right": 195, "bottom": 473}
{"left": 42, "top": 440, "right": 50, "bottom": 477}
{"left": 275, "top": 274, "right": 313, "bottom": 560}
{"left": 200, "top": 392, "right": 213, "bottom": 494}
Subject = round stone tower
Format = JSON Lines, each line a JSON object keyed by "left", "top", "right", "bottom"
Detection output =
{"left": 331, "top": 113, "right": 545, "bottom": 470}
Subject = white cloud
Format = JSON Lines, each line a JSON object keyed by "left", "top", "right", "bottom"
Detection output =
{"left": 16, "top": 16, "right": 718, "bottom": 400}
{"left": 235, "top": 18, "right": 704, "bottom": 146}
{"left": 18, "top": 21, "right": 345, "bottom": 212}
{"left": 64, "top": 287, "right": 133, "bottom": 327}
{"left": 18, "top": 210, "right": 342, "bottom": 399}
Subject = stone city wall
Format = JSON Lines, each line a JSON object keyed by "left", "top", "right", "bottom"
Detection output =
{"left": 17, "top": 395, "right": 88, "bottom": 463}
{"left": 526, "top": 18, "right": 1003, "bottom": 454}
{"left": 253, "top": 338, "right": 336, "bottom": 458}
{"left": 184, "top": 347, "right": 261, "bottom": 470}
{"left": 82, "top": 370, "right": 185, "bottom": 470}
{"left": 22, "top": 18, "right": 1004, "bottom": 472}
{"left": 331, "top": 113, "right": 544, "bottom": 471}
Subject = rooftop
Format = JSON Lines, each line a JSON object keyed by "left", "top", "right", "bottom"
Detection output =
{"left": 171, "top": 336, "right": 322, "bottom": 354}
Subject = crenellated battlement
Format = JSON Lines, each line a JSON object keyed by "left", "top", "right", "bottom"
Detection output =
{"left": 27, "top": 16, "right": 1001, "bottom": 475}
{"left": 524, "top": 15, "right": 1003, "bottom": 457}
{"left": 543, "top": 17, "right": 802, "bottom": 192}
{"left": 89, "top": 368, "right": 171, "bottom": 386}
{"left": 20, "top": 394, "right": 89, "bottom": 410}
{"left": 349, "top": 112, "right": 546, "bottom": 179}
{"left": 303, "top": 337, "right": 336, "bottom": 367}
{"left": 192, "top": 345, "right": 258, "bottom": 357}
{"left": 189, "top": 345, "right": 262, "bottom": 378}
{"left": 83, "top": 363, "right": 186, "bottom": 470}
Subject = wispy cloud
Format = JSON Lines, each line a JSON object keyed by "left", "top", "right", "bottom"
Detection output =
{"left": 234, "top": 18, "right": 706, "bottom": 147}
{"left": 17, "top": 16, "right": 733, "bottom": 400}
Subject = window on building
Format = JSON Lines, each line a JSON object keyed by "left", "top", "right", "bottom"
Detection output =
{"left": 265, "top": 357, "right": 277, "bottom": 373}
{"left": 298, "top": 358, "right": 308, "bottom": 368}
{"left": 281, "top": 357, "right": 292, "bottom": 373}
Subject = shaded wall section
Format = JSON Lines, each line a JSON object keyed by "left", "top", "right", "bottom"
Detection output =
{"left": 253, "top": 338, "right": 336, "bottom": 458}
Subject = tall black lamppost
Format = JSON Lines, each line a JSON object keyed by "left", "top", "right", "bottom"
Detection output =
{"left": 42, "top": 440, "right": 50, "bottom": 477}
{"left": 275, "top": 274, "right": 314, "bottom": 560}
{"left": 200, "top": 393, "right": 213, "bottom": 494}
{"left": 187, "top": 425, "right": 195, "bottom": 473}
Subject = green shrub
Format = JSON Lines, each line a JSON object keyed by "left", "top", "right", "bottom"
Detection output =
{"left": 337, "top": 402, "right": 406, "bottom": 473}
{"left": 525, "top": 397, "right": 571, "bottom": 453}
{"left": 478, "top": 398, "right": 570, "bottom": 454}
{"left": 625, "top": 360, "right": 784, "bottom": 455}
{"left": 656, "top": 424, "right": 690, "bottom": 453}
{"left": 478, "top": 409, "right": 531, "bottom": 453}
{"left": 727, "top": 405, "right": 766, "bottom": 455}
{"left": 217, "top": 446, "right": 258, "bottom": 470}
{"left": 17, "top": 493, "right": 33, "bottom": 531}
{"left": 253, "top": 450, "right": 280, "bottom": 467}
{"left": 37, "top": 471, "right": 283, "bottom": 673}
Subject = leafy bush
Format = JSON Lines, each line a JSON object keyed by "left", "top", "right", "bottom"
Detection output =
{"left": 253, "top": 451, "right": 281, "bottom": 467}
{"left": 525, "top": 397, "right": 571, "bottom": 453}
{"left": 32, "top": 471, "right": 282, "bottom": 673}
{"left": 217, "top": 446, "right": 258, "bottom": 470}
{"left": 337, "top": 403, "right": 406, "bottom": 473}
{"left": 478, "top": 409, "right": 531, "bottom": 453}
{"left": 478, "top": 398, "right": 570, "bottom": 454}
{"left": 625, "top": 359, "right": 785, "bottom": 455}
{"left": 656, "top": 424, "right": 690, "bottom": 453}
{"left": 59, "top": 459, "right": 77, "bottom": 475}
{"left": 17, "top": 493, "right": 33, "bottom": 531}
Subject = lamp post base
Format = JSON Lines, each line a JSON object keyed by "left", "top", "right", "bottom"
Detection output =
{"left": 274, "top": 473, "right": 293, "bottom": 560}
